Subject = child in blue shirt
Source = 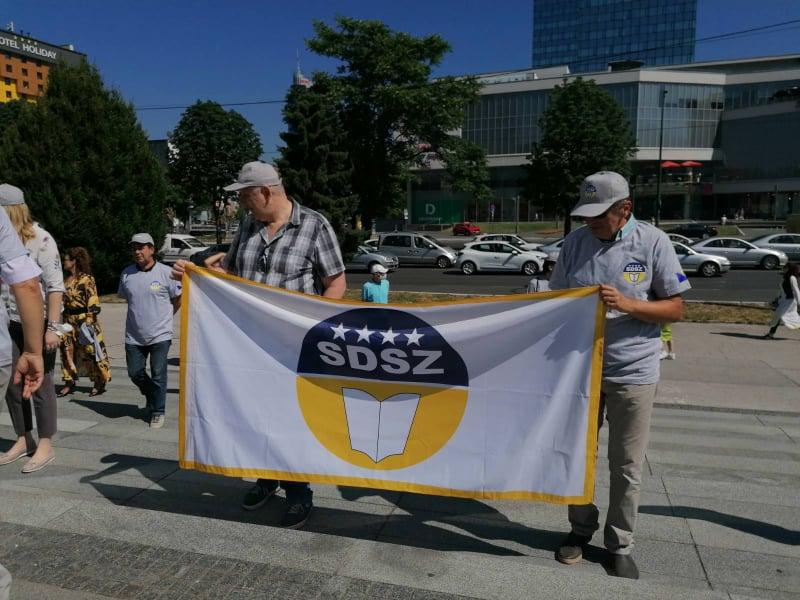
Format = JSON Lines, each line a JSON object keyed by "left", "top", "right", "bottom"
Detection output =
{"left": 362, "top": 264, "right": 389, "bottom": 304}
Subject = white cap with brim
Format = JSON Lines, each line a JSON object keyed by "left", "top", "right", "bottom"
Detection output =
{"left": 570, "top": 171, "right": 630, "bottom": 218}
{"left": 130, "top": 233, "right": 155, "bottom": 246}
{"left": 223, "top": 161, "right": 282, "bottom": 192}
{"left": 0, "top": 184, "right": 25, "bottom": 206}
{"left": 371, "top": 264, "right": 389, "bottom": 274}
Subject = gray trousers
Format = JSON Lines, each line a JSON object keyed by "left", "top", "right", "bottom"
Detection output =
{"left": 568, "top": 380, "right": 657, "bottom": 555}
{"left": 0, "top": 561, "right": 10, "bottom": 600}
{"left": 5, "top": 322, "right": 58, "bottom": 439}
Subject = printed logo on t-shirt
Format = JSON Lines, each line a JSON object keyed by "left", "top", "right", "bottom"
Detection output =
{"left": 622, "top": 262, "right": 647, "bottom": 285}
{"left": 149, "top": 281, "right": 163, "bottom": 292}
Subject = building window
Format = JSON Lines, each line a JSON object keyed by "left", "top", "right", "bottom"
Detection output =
{"left": 3, "top": 78, "right": 9, "bottom": 85}
{"left": 37, "top": 85, "right": 43, "bottom": 92}
{"left": 21, "top": 68, "right": 28, "bottom": 76}
{"left": 4, "top": 91, "right": 10, "bottom": 99}
{"left": 36, "top": 72, "right": 42, "bottom": 80}
{"left": 4, "top": 65, "right": 11, "bottom": 73}
{"left": 22, "top": 81, "right": 28, "bottom": 89}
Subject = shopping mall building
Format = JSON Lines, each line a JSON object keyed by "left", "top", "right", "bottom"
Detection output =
{"left": 410, "top": 55, "right": 800, "bottom": 225}
{"left": 0, "top": 29, "right": 83, "bottom": 103}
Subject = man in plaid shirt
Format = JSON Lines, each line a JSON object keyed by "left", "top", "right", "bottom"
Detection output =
{"left": 172, "top": 161, "right": 346, "bottom": 529}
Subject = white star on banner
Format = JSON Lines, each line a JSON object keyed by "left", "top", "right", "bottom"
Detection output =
{"left": 380, "top": 328, "right": 398, "bottom": 345}
{"left": 330, "top": 323, "right": 350, "bottom": 341}
{"left": 404, "top": 329, "right": 424, "bottom": 346}
{"left": 355, "top": 325, "right": 373, "bottom": 343}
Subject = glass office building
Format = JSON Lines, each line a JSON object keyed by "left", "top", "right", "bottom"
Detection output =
{"left": 411, "top": 55, "right": 800, "bottom": 223}
{"left": 533, "top": 0, "right": 697, "bottom": 73}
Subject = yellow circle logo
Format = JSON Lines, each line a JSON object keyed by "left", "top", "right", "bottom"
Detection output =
{"left": 296, "top": 308, "right": 469, "bottom": 470}
{"left": 622, "top": 262, "right": 647, "bottom": 285}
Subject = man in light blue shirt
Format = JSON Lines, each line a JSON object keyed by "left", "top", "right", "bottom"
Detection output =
{"left": 361, "top": 263, "right": 389, "bottom": 304}
{"left": 118, "top": 233, "right": 181, "bottom": 428}
{"left": 549, "top": 171, "right": 690, "bottom": 579}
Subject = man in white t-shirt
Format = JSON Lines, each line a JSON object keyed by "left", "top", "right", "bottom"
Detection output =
{"left": 118, "top": 233, "right": 181, "bottom": 429}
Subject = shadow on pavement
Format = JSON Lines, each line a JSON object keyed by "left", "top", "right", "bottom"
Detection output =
{"left": 709, "top": 331, "right": 771, "bottom": 340}
{"left": 77, "top": 452, "right": 574, "bottom": 557}
{"left": 70, "top": 399, "right": 146, "bottom": 422}
{"left": 640, "top": 505, "right": 800, "bottom": 546}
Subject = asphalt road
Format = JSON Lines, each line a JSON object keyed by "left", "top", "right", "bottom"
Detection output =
{"left": 348, "top": 265, "right": 783, "bottom": 302}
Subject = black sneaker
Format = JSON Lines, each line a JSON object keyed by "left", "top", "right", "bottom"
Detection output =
{"left": 280, "top": 501, "right": 312, "bottom": 529}
{"left": 609, "top": 553, "right": 639, "bottom": 579}
{"left": 556, "top": 532, "right": 592, "bottom": 565}
{"left": 241, "top": 480, "right": 279, "bottom": 511}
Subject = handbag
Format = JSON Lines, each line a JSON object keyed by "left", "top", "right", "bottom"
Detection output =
{"left": 77, "top": 322, "right": 94, "bottom": 346}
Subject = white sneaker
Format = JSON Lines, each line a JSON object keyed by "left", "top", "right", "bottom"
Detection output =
{"left": 659, "top": 350, "right": 668, "bottom": 360}
{"left": 666, "top": 352, "right": 676, "bottom": 360}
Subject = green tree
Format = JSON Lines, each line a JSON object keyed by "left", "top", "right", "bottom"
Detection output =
{"left": 0, "top": 62, "right": 169, "bottom": 291}
{"left": 0, "top": 99, "right": 27, "bottom": 135}
{"left": 307, "top": 16, "right": 488, "bottom": 224}
{"left": 168, "top": 101, "right": 262, "bottom": 242}
{"left": 276, "top": 78, "right": 358, "bottom": 232}
{"left": 525, "top": 77, "right": 637, "bottom": 234}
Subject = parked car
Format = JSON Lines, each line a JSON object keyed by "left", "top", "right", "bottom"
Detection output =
{"left": 455, "top": 242, "right": 547, "bottom": 276}
{"left": 666, "top": 223, "right": 718, "bottom": 241}
{"left": 672, "top": 242, "right": 730, "bottom": 277}
{"left": 364, "top": 238, "right": 379, "bottom": 250}
{"left": 452, "top": 222, "right": 481, "bottom": 236}
{"left": 749, "top": 233, "right": 800, "bottom": 261}
{"left": 538, "top": 238, "right": 565, "bottom": 270}
{"left": 345, "top": 245, "right": 399, "bottom": 272}
{"left": 378, "top": 232, "right": 457, "bottom": 268}
{"left": 160, "top": 234, "right": 210, "bottom": 265}
{"left": 691, "top": 237, "right": 788, "bottom": 269}
{"left": 471, "top": 233, "right": 542, "bottom": 251}
{"left": 667, "top": 233, "right": 694, "bottom": 245}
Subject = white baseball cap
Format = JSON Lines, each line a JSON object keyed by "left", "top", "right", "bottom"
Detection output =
{"left": 223, "top": 161, "right": 282, "bottom": 192}
{"left": 130, "top": 233, "right": 155, "bottom": 246}
{"left": 571, "top": 171, "right": 630, "bottom": 218}
{"left": 370, "top": 263, "right": 389, "bottom": 274}
{"left": 0, "top": 184, "right": 25, "bottom": 206}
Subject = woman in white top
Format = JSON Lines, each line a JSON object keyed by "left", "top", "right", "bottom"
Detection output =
{"left": 765, "top": 263, "right": 800, "bottom": 339}
{"left": 0, "top": 191, "right": 65, "bottom": 473}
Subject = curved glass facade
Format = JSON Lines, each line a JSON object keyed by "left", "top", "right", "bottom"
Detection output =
{"left": 533, "top": 0, "right": 697, "bottom": 73}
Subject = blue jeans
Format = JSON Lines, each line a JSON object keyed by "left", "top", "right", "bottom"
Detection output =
{"left": 125, "top": 341, "right": 171, "bottom": 415}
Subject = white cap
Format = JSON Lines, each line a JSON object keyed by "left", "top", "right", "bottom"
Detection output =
{"left": 370, "top": 263, "right": 389, "bottom": 274}
{"left": 130, "top": 233, "right": 155, "bottom": 246}
{"left": 0, "top": 183, "right": 25, "bottom": 206}
{"left": 223, "top": 161, "right": 282, "bottom": 192}
{"left": 571, "top": 171, "right": 630, "bottom": 218}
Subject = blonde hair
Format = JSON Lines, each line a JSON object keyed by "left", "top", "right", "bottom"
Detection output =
{"left": 3, "top": 204, "right": 36, "bottom": 245}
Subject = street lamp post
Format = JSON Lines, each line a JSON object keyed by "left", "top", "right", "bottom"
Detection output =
{"left": 655, "top": 87, "right": 668, "bottom": 227}
{"left": 514, "top": 195, "right": 520, "bottom": 234}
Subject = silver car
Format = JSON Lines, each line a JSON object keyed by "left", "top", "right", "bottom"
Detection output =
{"left": 456, "top": 242, "right": 547, "bottom": 275}
{"left": 691, "top": 237, "right": 788, "bottom": 270}
{"left": 345, "top": 245, "right": 399, "bottom": 272}
{"left": 749, "top": 233, "right": 800, "bottom": 261}
{"left": 471, "top": 233, "right": 541, "bottom": 251}
{"left": 378, "top": 233, "right": 457, "bottom": 268}
{"left": 672, "top": 242, "right": 730, "bottom": 277}
{"left": 667, "top": 233, "right": 694, "bottom": 245}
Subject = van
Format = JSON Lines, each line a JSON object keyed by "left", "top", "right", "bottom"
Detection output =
{"left": 378, "top": 233, "right": 457, "bottom": 268}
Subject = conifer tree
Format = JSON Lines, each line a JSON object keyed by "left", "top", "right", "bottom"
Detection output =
{"left": 0, "top": 62, "right": 169, "bottom": 291}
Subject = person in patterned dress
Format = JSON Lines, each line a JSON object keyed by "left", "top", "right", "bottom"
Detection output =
{"left": 57, "top": 247, "right": 111, "bottom": 397}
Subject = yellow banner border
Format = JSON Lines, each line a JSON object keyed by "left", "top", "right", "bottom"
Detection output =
{"left": 178, "top": 265, "right": 605, "bottom": 505}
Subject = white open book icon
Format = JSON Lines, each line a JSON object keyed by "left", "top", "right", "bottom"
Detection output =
{"left": 342, "top": 388, "right": 421, "bottom": 463}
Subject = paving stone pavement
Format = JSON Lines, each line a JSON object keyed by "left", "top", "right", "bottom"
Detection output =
{"left": 0, "top": 316, "right": 798, "bottom": 599}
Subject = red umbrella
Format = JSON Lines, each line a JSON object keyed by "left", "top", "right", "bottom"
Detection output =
{"left": 681, "top": 160, "right": 702, "bottom": 167}
{"left": 660, "top": 161, "right": 681, "bottom": 168}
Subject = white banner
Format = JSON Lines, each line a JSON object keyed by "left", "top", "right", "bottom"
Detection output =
{"left": 179, "top": 267, "right": 604, "bottom": 504}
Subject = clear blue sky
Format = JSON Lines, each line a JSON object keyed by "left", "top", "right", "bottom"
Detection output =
{"left": 3, "top": 0, "right": 799, "bottom": 159}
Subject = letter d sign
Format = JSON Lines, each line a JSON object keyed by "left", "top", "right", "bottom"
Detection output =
{"left": 425, "top": 203, "right": 436, "bottom": 216}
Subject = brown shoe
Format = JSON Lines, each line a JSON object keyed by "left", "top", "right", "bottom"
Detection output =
{"left": 0, "top": 445, "right": 36, "bottom": 466}
{"left": 556, "top": 532, "right": 592, "bottom": 565}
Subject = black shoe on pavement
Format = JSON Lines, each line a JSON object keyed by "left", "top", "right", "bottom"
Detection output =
{"left": 608, "top": 553, "right": 639, "bottom": 579}
{"left": 241, "top": 480, "right": 279, "bottom": 511}
{"left": 556, "top": 532, "right": 592, "bottom": 565}
{"left": 280, "top": 501, "right": 312, "bottom": 529}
